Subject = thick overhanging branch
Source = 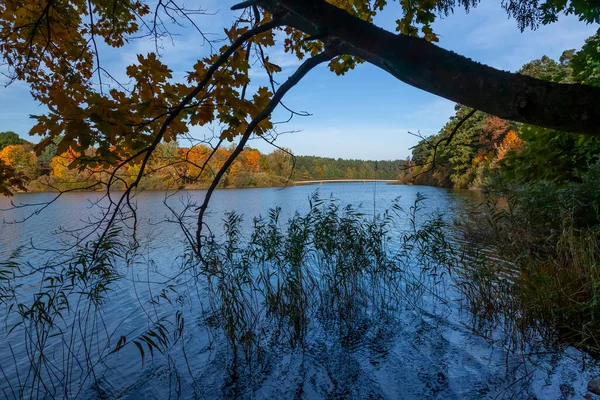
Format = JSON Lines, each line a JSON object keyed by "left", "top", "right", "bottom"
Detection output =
{"left": 248, "top": 0, "right": 600, "bottom": 136}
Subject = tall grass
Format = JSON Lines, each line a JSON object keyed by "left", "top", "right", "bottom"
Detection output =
{"left": 0, "top": 192, "right": 456, "bottom": 398}
{"left": 195, "top": 193, "right": 450, "bottom": 364}
{"left": 454, "top": 168, "right": 600, "bottom": 357}
{"left": 0, "top": 228, "right": 128, "bottom": 398}
{"left": 0, "top": 228, "right": 184, "bottom": 399}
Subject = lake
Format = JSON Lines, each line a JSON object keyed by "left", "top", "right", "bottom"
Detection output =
{"left": 0, "top": 183, "right": 598, "bottom": 399}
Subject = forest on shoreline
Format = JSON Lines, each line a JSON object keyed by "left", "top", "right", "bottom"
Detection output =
{"left": 0, "top": 132, "right": 407, "bottom": 193}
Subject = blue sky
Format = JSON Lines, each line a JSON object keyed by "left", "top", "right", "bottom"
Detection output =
{"left": 0, "top": 1, "right": 597, "bottom": 160}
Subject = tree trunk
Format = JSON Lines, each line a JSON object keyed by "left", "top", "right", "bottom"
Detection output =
{"left": 260, "top": 0, "right": 600, "bottom": 135}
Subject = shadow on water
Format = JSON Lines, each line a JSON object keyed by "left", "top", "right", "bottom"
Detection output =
{"left": 0, "top": 183, "right": 599, "bottom": 399}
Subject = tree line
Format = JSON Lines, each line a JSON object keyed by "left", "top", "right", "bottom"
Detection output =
{"left": 291, "top": 156, "right": 407, "bottom": 180}
{"left": 0, "top": 134, "right": 406, "bottom": 193}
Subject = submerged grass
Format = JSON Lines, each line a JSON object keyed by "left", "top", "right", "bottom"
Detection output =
{"left": 1, "top": 190, "right": 456, "bottom": 398}
{"left": 0, "top": 228, "right": 185, "bottom": 399}
{"left": 0, "top": 228, "right": 129, "bottom": 398}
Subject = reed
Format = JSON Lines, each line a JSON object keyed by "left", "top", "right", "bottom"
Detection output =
{"left": 1, "top": 192, "right": 453, "bottom": 397}
{"left": 195, "top": 192, "right": 451, "bottom": 364}
{"left": 454, "top": 176, "right": 600, "bottom": 357}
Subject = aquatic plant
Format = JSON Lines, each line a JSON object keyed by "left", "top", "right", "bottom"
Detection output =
{"left": 0, "top": 192, "right": 455, "bottom": 398}
{"left": 0, "top": 227, "right": 186, "bottom": 399}
{"left": 454, "top": 172, "right": 600, "bottom": 358}
{"left": 194, "top": 192, "right": 451, "bottom": 364}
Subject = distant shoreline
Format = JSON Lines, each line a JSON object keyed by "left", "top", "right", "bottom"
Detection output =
{"left": 8, "top": 179, "right": 403, "bottom": 195}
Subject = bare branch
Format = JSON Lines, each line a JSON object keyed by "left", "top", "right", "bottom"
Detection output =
{"left": 195, "top": 49, "right": 338, "bottom": 255}
{"left": 91, "top": 19, "right": 282, "bottom": 259}
{"left": 403, "top": 108, "right": 478, "bottom": 182}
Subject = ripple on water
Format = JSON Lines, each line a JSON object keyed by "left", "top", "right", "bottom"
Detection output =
{"left": 0, "top": 184, "right": 599, "bottom": 399}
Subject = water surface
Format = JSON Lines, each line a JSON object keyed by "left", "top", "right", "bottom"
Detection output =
{"left": 0, "top": 183, "right": 596, "bottom": 399}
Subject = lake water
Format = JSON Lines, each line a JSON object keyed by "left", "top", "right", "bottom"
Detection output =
{"left": 0, "top": 183, "right": 598, "bottom": 399}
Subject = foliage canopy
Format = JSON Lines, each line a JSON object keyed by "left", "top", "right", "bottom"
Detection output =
{"left": 0, "top": 131, "right": 25, "bottom": 150}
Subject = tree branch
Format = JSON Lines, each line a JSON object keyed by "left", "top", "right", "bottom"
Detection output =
{"left": 403, "top": 109, "right": 477, "bottom": 182}
{"left": 253, "top": 0, "right": 600, "bottom": 135}
{"left": 92, "top": 20, "right": 281, "bottom": 260}
{"left": 195, "top": 49, "right": 337, "bottom": 255}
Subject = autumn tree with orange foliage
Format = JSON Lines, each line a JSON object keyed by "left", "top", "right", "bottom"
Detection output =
{"left": 0, "top": 159, "right": 26, "bottom": 196}
{"left": 480, "top": 117, "right": 513, "bottom": 151}
{"left": 244, "top": 149, "right": 261, "bottom": 173}
{"left": 0, "top": 144, "right": 39, "bottom": 181}
{"left": 495, "top": 131, "right": 524, "bottom": 164}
